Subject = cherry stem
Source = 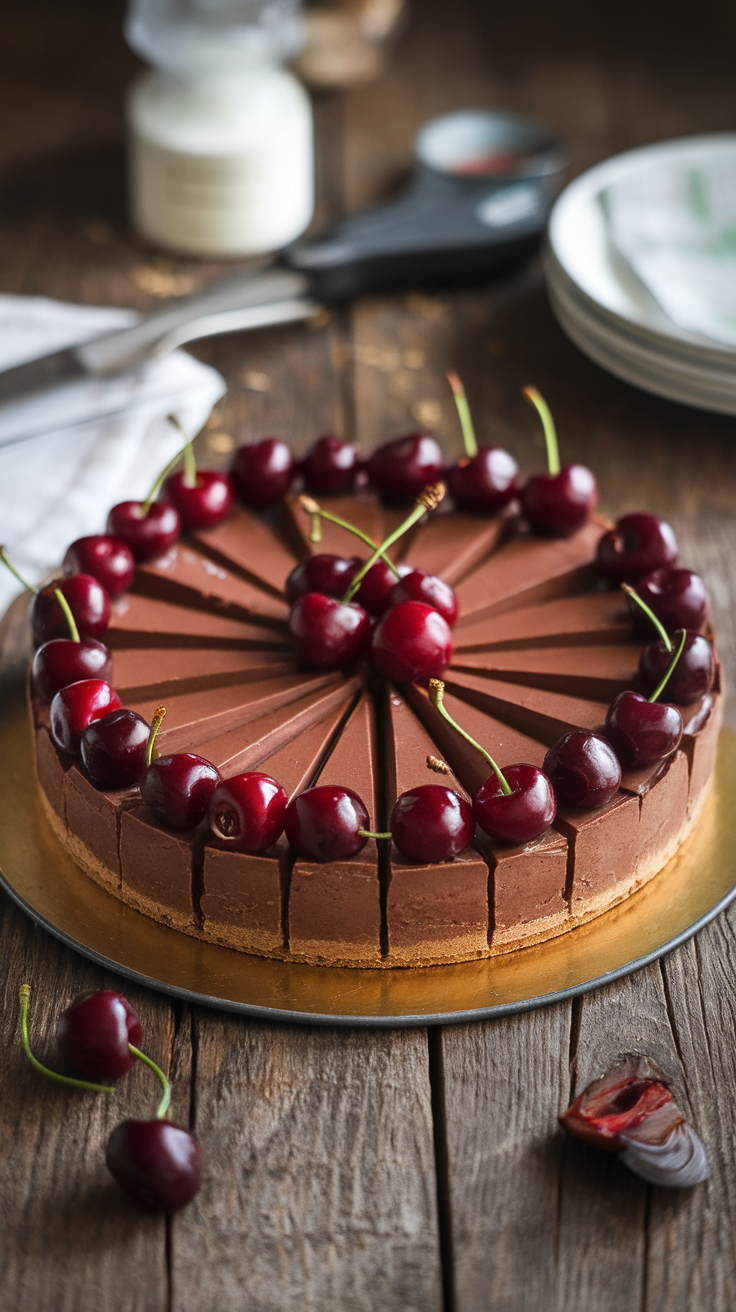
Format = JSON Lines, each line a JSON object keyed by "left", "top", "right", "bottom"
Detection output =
{"left": 621, "top": 584, "right": 673, "bottom": 652}
{"left": 140, "top": 432, "right": 195, "bottom": 515}
{"left": 298, "top": 496, "right": 399, "bottom": 576}
{"left": 128, "top": 1043, "right": 172, "bottom": 1120}
{"left": 428, "top": 678, "right": 512, "bottom": 796}
{"left": 0, "top": 546, "right": 35, "bottom": 594}
{"left": 146, "top": 706, "right": 167, "bottom": 767}
{"left": 18, "top": 985, "right": 115, "bottom": 1094}
{"left": 357, "top": 829, "right": 392, "bottom": 839}
{"left": 342, "top": 483, "right": 446, "bottom": 603}
{"left": 523, "top": 386, "right": 560, "bottom": 477}
{"left": 649, "top": 627, "right": 687, "bottom": 703}
{"left": 447, "top": 372, "right": 478, "bottom": 459}
{"left": 168, "top": 414, "right": 197, "bottom": 489}
{"left": 53, "top": 588, "right": 80, "bottom": 643}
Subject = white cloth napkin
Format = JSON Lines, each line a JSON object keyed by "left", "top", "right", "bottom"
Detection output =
{"left": 601, "top": 144, "right": 736, "bottom": 347}
{"left": 0, "top": 294, "right": 226, "bottom": 617}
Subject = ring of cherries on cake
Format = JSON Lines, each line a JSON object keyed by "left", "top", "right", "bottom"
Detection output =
{"left": 14, "top": 379, "right": 715, "bottom": 872}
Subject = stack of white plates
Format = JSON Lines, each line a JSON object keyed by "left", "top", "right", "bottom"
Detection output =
{"left": 544, "top": 135, "right": 736, "bottom": 414}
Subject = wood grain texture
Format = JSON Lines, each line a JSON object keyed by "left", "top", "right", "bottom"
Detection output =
{"left": 170, "top": 1019, "right": 442, "bottom": 1312}
{"left": 439, "top": 1005, "right": 572, "bottom": 1312}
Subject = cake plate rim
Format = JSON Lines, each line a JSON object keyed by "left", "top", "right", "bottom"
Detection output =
{"left": 3, "top": 694, "right": 735, "bottom": 1028}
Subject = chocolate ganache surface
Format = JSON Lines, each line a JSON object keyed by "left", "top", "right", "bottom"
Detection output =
{"left": 32, "top": 492, "right": 722, "bottom": 968}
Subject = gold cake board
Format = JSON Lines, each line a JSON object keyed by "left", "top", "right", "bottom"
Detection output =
{"left": 2, "top": 691, "right": 734, "bottom": 1026}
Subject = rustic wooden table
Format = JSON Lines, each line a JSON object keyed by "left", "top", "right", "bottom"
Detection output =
{"left": 2, "top": 1, "right": 736, "bottom": 1307}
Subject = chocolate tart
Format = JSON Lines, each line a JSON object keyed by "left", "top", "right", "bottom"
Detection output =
{"left": 31, "top": 496, "right": 722, "bottom": 968}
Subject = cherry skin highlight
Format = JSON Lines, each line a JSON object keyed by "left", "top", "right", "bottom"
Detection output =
{"left": 387, "top": 569, "right": 458, "bottom": 627}
{"left": 447, "top": 447, "right": 518, "bottom": 514}
{"left": 370, "top": 600, "right": 453, "bottom": 683}
{"left": 284, "top": 785, "right": 370, "bottom": 862}
{"left": 473, "top": 764, "right": 556, "bottom": 844}
{"left": 367, "top": 433, "right": 443, "bottom": 505}
{"left": 107, "top": 501, "right": 182, "bottom": 564}
{"left": 141, "top": 754, "right": 221, "bottom": 830}
{"left": 390, "top": 785, "right": 474, "bottom": 863}
{"left": 106, "top": 1120, "right": 202, "bottom": 1212}
{"left": 543, "top": 730, "right": 622, "bottom": 809}
{"left": 208, "top": 773, "right": 288, "bottom": 852}
{"left": 289, "top": 592, "right": 371, "bottom": 669}
{"left": 231, "top": 437, "right": 295, "bottom": 509}
{"left": 50, "top": 679, "right": 122, "bottom": 755}
{"left": 57, "top": 990, "right": 142, "bottom": 1081}
{"left": 605, "top": 692, "right": 683, "bottom": 768}
{"left": 301, "top": 435, "right": 357, "bottom": 495}
{"left": 521, "top": 464, "right": 598, "bottom": 537}
{"left": 80, "top": 708, "right": 151, "bottom": 789}
{"left": 596, "top": 512, "right": 678, "bottom": 585}
{"left": 630, "top": 568, "right": 709, "bottom": 634}
{"left": 164, "top": 469, "right": 234, "bottom": 530}
{"left": 31, "top": 574, "right": 111, "bottom": 645}
{"left": 63, "top": 536, "right": 135, "bottom": 597}
{"left": 639, "top": 632, "right": 714, "bottom": 705}
{"left": 285, "top": 554, "right": 362, "bottom": 604}
{"left": 32, "top": 637, "right": 112, "bottom": 701}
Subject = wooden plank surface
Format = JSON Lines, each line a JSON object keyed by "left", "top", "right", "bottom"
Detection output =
{"left": 2, "top": 0, "right": 736, "bottom": 1308}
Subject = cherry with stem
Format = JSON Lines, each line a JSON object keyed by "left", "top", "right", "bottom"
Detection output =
{"left": 18, "top": 984, "right": 116, "bottom": 1094}
{"left": 163, "top": 415, "right": 234, "bottom": 529}
{"left": 105, "top": 1040, "right": 203, "bottom": 1211}
{"left": 429, "top": 678, "right": 556, "bottom": 843}
{"left": 445, "top": 373, "right": 519, "bottom": 515}
{"left": 623, "top": 582, "right": 714, "bottom": 705}
{"left": 520, "top": 387, "right": 598, "bottom": 536}
{"left": 605, "top": 631, "right": 686, "bottom": 768}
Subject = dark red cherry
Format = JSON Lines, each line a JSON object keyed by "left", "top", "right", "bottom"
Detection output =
{"left": 447, "top": 447, "right": 518, "bottom": 514}
{"left": 106, "top": 1120, "right": 202, "bottom": 1212}
{"left": 605, "top": 692, "right": 683, "bottom": 768}
{"left": 50, "top": 679, "right": 122, "bottom": 755}
{"left": 352, "top": 559, "right": 412, "bottom": 616}
{"left": 474, "top": 763, "right": 556, "bottom": 844}
{"left": 80, "top": 708, "right": 150, "bottom": 789}
{"left": 30, "top": 574, "right": 111, "bottom": 645}
{"left": 289, "top": 592, "right": 371, "bottom": 669}
{"left": 106, "top": 501, "right": 182, "bottom": 564}
{"left": 141, "top": 753, "right": 221, "bottom": 830}
{"left": 367, "top": 433, "right": 443, "bottom": 505}
{"left": 285, "top": 553, "right": 362, "bottom": 604}
{"left": 208, "top": 772, "right": 288, "bottom": 851}
{"left": 521, "top": 465, "right": 598, "bottom": 537}
{"left": 596, "top": 513, "right": 678, "bottom": 585}
{"left": 543, "top": 730, "right": 622, "bottom": 809}
{"left": 631, "top": 568, "right": 709, "bottom": 634}
{"left": 639, "top": 632, "right": 714, "bottom": 705}
{"left": 57, "top": 990, "right": 142, "bottom": 1081}
{"left": 284, "top": 785, "right": 370, "bottom": 862}
{"left": 301, "top": 435, "right": 357, "bottom": 495}
{"left": 231, "top": 437, "right": 295, "bottom": 509}
{"left": 390, "top": 785, "right": 474, "bottom": 862}
{"left": 164, "top": 469, "right": 234, "bottom": 530}
{"left": 387, "top": 569, "right": 458, "bottom": 627}
{"left": 32, "top": 637, "right": 112, "bottom": 701}
{"left": 63, "top": 536, "right": 135, "bottom": 597}
{"left": 370, "top": 600, "right": 453, "bottom": 683}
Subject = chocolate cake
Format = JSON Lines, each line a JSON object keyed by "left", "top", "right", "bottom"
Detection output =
{"left": 31, "top": 493, "right": 721, "bottom": 968}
